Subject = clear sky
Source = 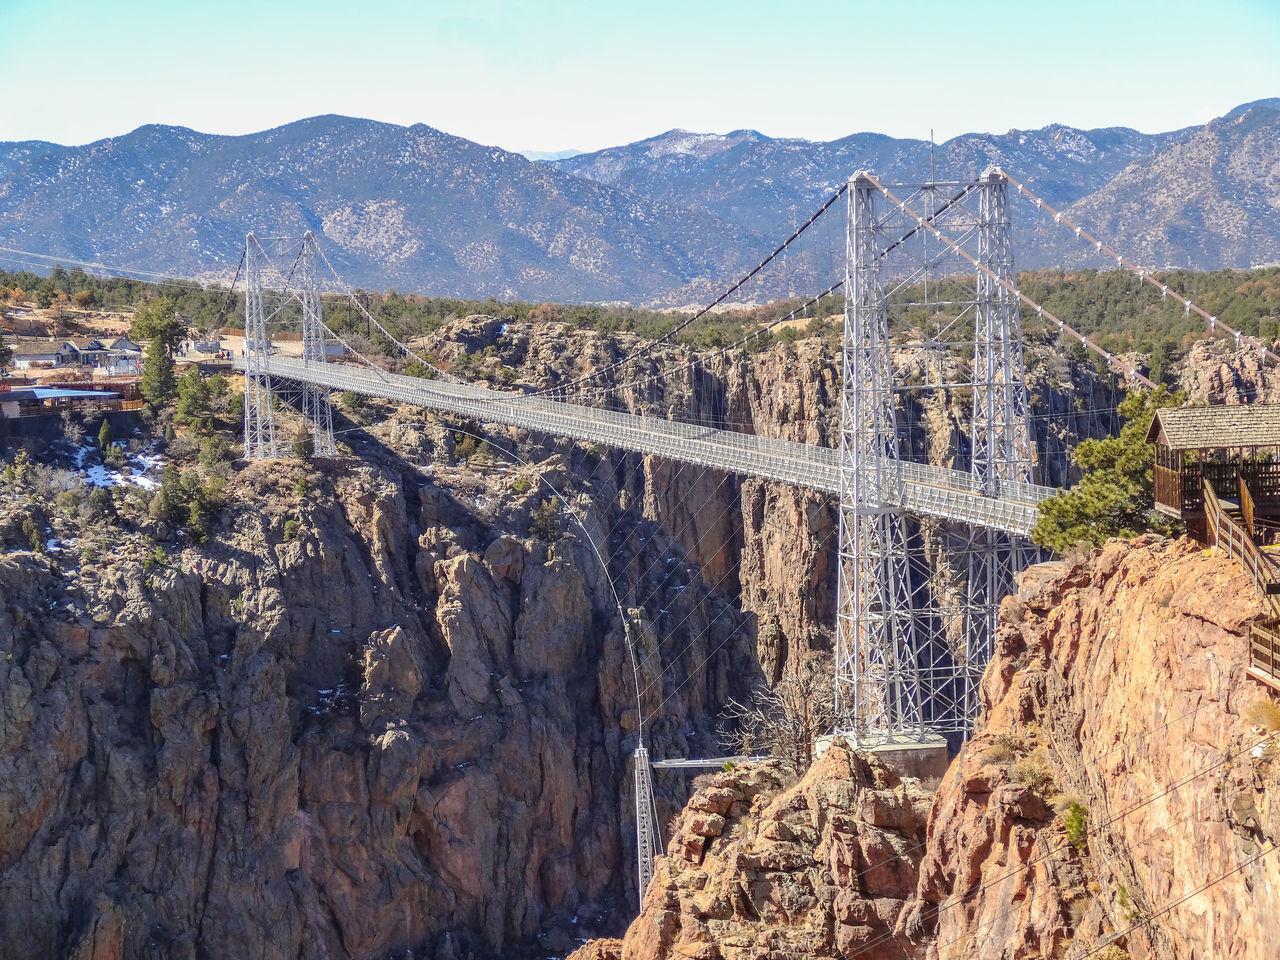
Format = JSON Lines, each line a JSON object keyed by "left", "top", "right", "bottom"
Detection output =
{"left": 3, "top": 0, "right": 1278, "bottom": 152}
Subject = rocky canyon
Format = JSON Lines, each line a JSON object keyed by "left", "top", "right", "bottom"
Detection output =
{"left": 3, "top": 320, "right": 1279, "bottom": 959}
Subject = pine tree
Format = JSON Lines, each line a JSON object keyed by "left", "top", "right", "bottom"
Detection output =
{"left": 132, "top": 297, "right": 184, "bottom": 405}
{"left": 175, "top": 367, "right": 211, "bottom": 425}
{"left": 97, "top": 419, "right": 112, "bottom": 448}
{"left": 141, "top": 342, "right": 177, "bottom": 405}
{"left": 1031, "top": 386, "right": 1185, "bottom": 551}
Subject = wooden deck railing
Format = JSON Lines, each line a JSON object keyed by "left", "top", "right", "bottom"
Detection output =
{"left": 1251, "top": 622, "right": 1280, "bottom": 687}
{"left": 1154, "top": 463, "right": 1182, "bottom": 514}
{"left": 1240, "top": 473, "right": 1257, "bottom": 537}
{"left": 1203, "top": 478, "right": 1280, "bottom": 621}
{"left": 1204, "top": 477, "right": 1280, "bottom": 687}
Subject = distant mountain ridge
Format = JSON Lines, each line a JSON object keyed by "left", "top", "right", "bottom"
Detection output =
{"left": 0, "top": 103, "right": 1277, "bottom": 302}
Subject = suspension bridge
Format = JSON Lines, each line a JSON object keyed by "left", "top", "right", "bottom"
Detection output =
{"left": 225, "top": 167, "right": 1255, "bottom": 906}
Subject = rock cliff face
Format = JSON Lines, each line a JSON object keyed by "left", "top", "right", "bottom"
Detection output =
{"left": 464, "top": 316, "right": 1123, "bottom": 675}
{"left": 5, "top": 316, "right": 1254, "bottom": 960}
{"left": 0, "top": 454, "right": 759, "bottom": 960}
{"left": 604, "top": 746, "right": 931, "bottom": 960}
{"left": 578, "top": 536, "right": 1280, "bottom": 960}
{"left": 912, "top": 536, "right": 1280, "bottom": 960}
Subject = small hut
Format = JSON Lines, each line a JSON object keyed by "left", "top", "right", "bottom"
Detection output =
{"left": 1147, "top": 404, "right": 1280, "bottom": 542}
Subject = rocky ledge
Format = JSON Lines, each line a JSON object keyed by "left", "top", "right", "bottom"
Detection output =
{"left": 576, "top": 535, "right": 1280, "bottom": 960}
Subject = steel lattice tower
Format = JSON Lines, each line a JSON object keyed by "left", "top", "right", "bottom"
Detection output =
{"left": 832, "top": 169, "right": 1036, "bottom": 743}
{"left": 962, "top": 168, "right": 1035, "bottom": 718}
{"left": 243, "top": 233, "right": 280, "bottom": 460}
{"left": 832, "top": 174, "right": 923, "bottom": 744}
{"left": 633, "top": 744, "right": 659, "bottom": 907}
{"left": 298, "top": 232, "right": 336, "bottom": 457}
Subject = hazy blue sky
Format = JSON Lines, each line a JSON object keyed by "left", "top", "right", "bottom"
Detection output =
{"left": 4, "top": 0, "right": 1278, "bottom": 151}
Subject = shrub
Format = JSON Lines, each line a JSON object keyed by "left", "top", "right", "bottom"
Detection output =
{"left": 21, "top": 516, "right": 44, "bottom": 552}
{"left": 283, "top": 519, "right": 300, "bottom": 542}
{"left": 1062, "top": 801, "right": 1089, "bottom": 851}
{"left": 510, "top": 476, "right": 533, "bottom": 495}
{"left": 1067, "top": 896, "right": 1092, "bottom": 929}
{"left": 54, "top": 487, "right": 83, "bottom": 518}
{"left": 529, "top": 499, "right": 561, "bottom": 541}
{"left": 292, "top": 427, "right": 314, "bottom": 459}
{"left": 454, "top": 432, "right": 479, "bottom": 460}
{"left": 87, "top": 487, "right": 116, "bottom": 520}
{"left": 198, "top": 436, "right": 232, "bottom": 471}
{"left": 1008, "top": 746, "right": 1055, "bottom": 795}
{"left": 982, "top": 732, "right": 1023, "bottom": 766}
{"left": 1244, "top": 698, "right": 1280, "bottom": 735}
{"left": 294, "top": 477, "right": 311, "bottom": 497}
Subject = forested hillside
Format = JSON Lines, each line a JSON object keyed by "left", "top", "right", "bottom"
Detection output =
{"left": 1, "top": 102, "right": 1278, "bottom": 302}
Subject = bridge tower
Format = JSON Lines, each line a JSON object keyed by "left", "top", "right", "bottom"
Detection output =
{"left": 832, "top": 173, "right": 922, "bottom": 743}
{"left": 243, "top": 233, "right": 280, "bottom": 460}
{"left": 298, "top": 232, "right": 336, "bottom": 458}
{"left": 633, "top": 743, "right": 659, "bottom": 905}
{"left": 963, "top": 168, "right": 1035, "bottom": 716}
{"left": 833, "top": 169, "right": 1036, "bottom": 743}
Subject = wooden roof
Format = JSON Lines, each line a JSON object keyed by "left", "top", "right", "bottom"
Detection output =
{"left": 1147, "top": 404, "right": 1280, "bottom": 450}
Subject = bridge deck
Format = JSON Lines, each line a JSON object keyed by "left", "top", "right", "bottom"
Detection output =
{"left": 243, "top": 357, "right": 1057, "bottom": 536}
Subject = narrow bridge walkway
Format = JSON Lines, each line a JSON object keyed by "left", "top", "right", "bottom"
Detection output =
{"left": 240, "top": 357, "right": 1057, "bottom": 537}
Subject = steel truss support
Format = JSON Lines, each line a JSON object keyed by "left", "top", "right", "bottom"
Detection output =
{"left": 633, "top": 744, "right": 660, "bottom": 910}
{"left": 243, "top": 233, "right": 279, "bottom": 460}
{"left": 962, "top": 168, "right": 1035, "bottom": 722}
{"left": 833, "top": 174, "right": 923, "bottom": 745}
{"left": 298, "top": 232, "right": 336, "bottom": 458}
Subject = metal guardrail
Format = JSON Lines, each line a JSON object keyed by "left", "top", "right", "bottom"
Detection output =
{"left": 240, "top": 357, "right": 1060, "bottom": 536}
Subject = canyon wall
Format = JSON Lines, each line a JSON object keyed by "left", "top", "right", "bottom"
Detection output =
{"left": 0, "top": 451, "right": 759, "bottom": 960}
{"left": 576, "top": 535, "right": 1280, "bottom": 960}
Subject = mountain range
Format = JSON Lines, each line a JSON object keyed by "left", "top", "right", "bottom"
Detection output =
{"left": 1, "top": 100, "right": 1278, "bottom": 303}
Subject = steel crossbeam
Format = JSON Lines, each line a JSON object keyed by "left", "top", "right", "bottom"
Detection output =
{"left": 235, "top": 356, "right": 1056, "bottom": 536}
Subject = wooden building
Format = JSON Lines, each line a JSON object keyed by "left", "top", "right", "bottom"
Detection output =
{"left": 1148, "top": 404, "right": 1280, "bottom": 542}
{"left": 1149, "top": 403, "right": 1280, "bottom": 691}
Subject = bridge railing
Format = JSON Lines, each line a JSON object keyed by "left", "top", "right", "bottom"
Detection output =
{"left": 243, "top": 357, "right": 1057, "bottom": 536}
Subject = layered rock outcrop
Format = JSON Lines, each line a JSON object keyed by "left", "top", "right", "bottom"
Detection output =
{"left": 580, "top": 536, "right": 1280, "bottom": 960}
{"left": 0, "top": 455, "right": 757, "bottom": 960}
{"left": 616, "top": 746, "right": 930, "bottom": 960}
{"left": 911, "top": 536, "right": 1280, "bottom": 960}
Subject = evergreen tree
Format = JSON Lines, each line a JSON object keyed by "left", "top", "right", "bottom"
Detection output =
{"left": 175, "top": 367, "right": 212, "bottom": 426}
{"left": 1148, "top": 341, "right": 1168, "bottom": 385}
{"left": 1031, "top": 387, "right": 1185, "bottom": 551}
{"left": 97, "top": 419, "right": 112, "bottom": 448}
{"left": 141, "top": 345, "right": 177, "bottom": 405}
{"left": 0, "top": 329, "right": 11, "bottom": 370}
{"left": 131, "top": 297, "right": 185, "bottom": 405}
{"left": 292, "top": 426, "right": 314, "bottom": 459}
